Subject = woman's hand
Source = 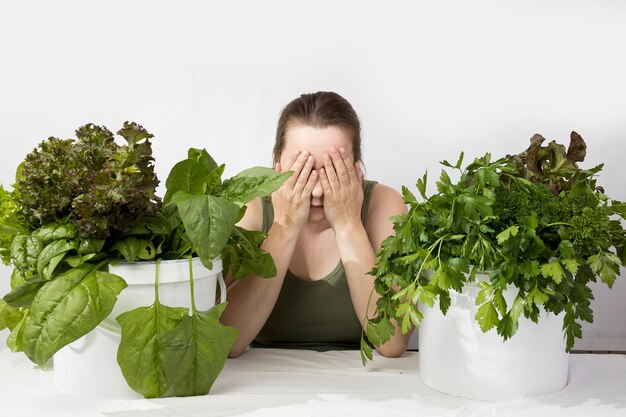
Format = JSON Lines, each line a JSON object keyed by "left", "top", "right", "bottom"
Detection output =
{"left": 272, "top": 149, "right": 317, "bottom": 231}
{"left": 319, "top": 147, "right": 364, "bottom": 232}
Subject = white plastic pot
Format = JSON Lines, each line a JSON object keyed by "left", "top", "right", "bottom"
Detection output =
{"left": 54, "top": 257, "right": 226, "bottom": 398}
{"left": 418, "top": 278, "right": 569, "bottom": 401}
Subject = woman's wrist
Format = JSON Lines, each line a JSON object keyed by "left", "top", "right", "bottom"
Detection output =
{"left": 268, "top": 220, "right": 302, "bottom": 243}
{"left": 333, "top": 219, "right": 366, "bottom": 240}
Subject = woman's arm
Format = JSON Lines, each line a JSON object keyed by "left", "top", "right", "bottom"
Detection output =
{"left": 220, "top": 150, "right": 316, "bottom": 357}
{"left": 319, "top": 147, "right": 412, "bottom": 357}
{"left": 360, "top": 184, "right": 413, "bottom": 356}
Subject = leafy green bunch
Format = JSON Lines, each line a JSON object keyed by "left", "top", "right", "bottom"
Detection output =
{"left": 361, "top": 132, "right": 626, "bottom": 363}
{"left": 1, "top": 124, "right": 291, "bottom": 398}
{"left": 108, "top": 150, "right": 290, "bottom": 397}
{"left": 0, "top": 186, "right": 27, "bottom": 265}
{"left": 14, "top": 122, "right": 161, "bottom": 239}
{"left": 111, "top": 148, "right": 291, "bottom": 276}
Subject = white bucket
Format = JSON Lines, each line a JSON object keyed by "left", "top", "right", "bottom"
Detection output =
{"left": 53, "top": 257, "right": 226, "bottom": 398}
{"left": 418, "top": 280, "right": 569, "bottom": 401}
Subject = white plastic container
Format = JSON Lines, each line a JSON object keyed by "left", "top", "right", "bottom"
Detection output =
{"left": 418, "top": 278, "right": 569, "bottom": 401}
{"left": 54, "top": 257, "right": 226, "bottom": 398}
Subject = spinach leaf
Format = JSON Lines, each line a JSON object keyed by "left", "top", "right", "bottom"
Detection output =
{"left": 3, "top": 280, "right": 45, "bottom": 308}
{"left": 187, "top": 148, "right": 218, "bottom": 173}
{"left": 36, "top": 239, "right": 78, "bottom": 280}
{"left": 220, "top": 167, "right": 292, "bottom": 207}
{"left": 7, "top": 309, "right": 28, "bottom": 352}
{"left": 32, "top": 223, "right": 77, "bottom": 244}
{"left": 125, "top": 212, "right": 173, "bottom": 236}
{"left": 117, "top": 258, "right": 237, "bottom": 398}
{"left": 112, "top": 236, "right": 159, "bottom": 262}
{"left": 164, "top": 159, "right": 207, "bottom": 204}
{"left": 159, "top": 302, "right": 238, "bottom": 396}
{"left": 222, "top": 227, "right": 276, "bottom": 279}
{"left": 116, "top": 301, "right": 189, "bottom": 398}
{"left": 65, "top": 253, "right": 97, "bottom": 268}
{"left": 22, "top": 263, "right": 127, "bottom": 366}
{"left": 175, "top": 194, "right": 240, "bottom": 269}
{"left": 77, "top": 239, "right": 105, "bottom": 255}
{"left": 11, "top": 234, "right": 43, "bottom": 278}
{"left": 0, "top": 299, "right": 20, "bottom": 330}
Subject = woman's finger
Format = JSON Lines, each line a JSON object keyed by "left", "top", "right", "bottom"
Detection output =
{"left": 340, "top": 148, "right": 358, "bottom": 183}
{"left": 280, "top": 150, "right": 300, "bottom": 172}
{"left": 285, "top": 150, "right": 310, "bottom": 184}
{"left": 323, "top": 152, "right": 340, "bottom": 191}
{"left": 318, "top": 167, "right": 332, "bottom": 195}
{"left": 329, "top": 147, "right": 350, "bottom": 185}
{"left": 293, "top": 154, "right": 315, "bottom": 194}
{"left": 302, "top": 169, "right": 317, "bottom": 197}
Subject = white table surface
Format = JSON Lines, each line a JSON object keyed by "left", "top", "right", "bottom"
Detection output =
{"left": 1, "top": 342, "right": 626, "bottom": 417}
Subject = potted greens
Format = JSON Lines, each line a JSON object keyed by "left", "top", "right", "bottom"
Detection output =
{"left": 361, "top": 132, "right": 626, "bottom": 400}
{"left": 0, "top": 122, "right": 290, "bottom": 398}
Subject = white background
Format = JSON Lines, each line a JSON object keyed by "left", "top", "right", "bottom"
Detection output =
{"left": 1, "top": 0, "right": 625, "bottom": 350}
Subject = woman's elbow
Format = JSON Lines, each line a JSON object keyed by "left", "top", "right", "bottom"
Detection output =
{"left": 228, "top": 346, "right": 246, "bottom": 358}
{"left": 376, "top": 343, "right": 408, "bottom": 358}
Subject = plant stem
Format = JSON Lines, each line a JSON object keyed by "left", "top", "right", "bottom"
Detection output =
{"left": 155, "top": 258, "right": 160, "bottom": 303}
{"left": 188, "top": 256, "right": 197, "bottom": 312}
{"left": 413, "top": 235, "right": 447, "bottom": 286}
{"left": 540, "top": 222, "right": 571, "bottom": 230}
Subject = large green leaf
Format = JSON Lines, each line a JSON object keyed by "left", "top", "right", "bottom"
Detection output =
{"left": 116, "top": 301, "right": 189, "bottom": 398}
{"left": 159, "top": 302, "right": 238, "bottom": 397}
{"left": 0, "top": 299, "right": 20, "bottom": 330}
{"left": 125, "top": 212, "right": 173, "bottom": 236}
{"left": 164, "top": 159, "right": 207, "bottom": 204}
{"left": 77, "top": 239, "right": 105, "bottom": 255}
{"left": 37, "top": 239, "right": 78, "bottom": 280}
{"left": 7, "top": 309, "right": 29, "bottom": 352}
{"left": 32, "top": 223, "right": 77, "bottom": 244}
{"left": 220, "top": 167, "right": 292, "bottom": 207}
{"left": 11, "top": 234, "right": 43, "bottom": 277}
{"left": 176, "top": 194, "right": 240, "bottom": 269}
{"left": 223, "top": 227, "right": 276, "bottom": 279}
{"left": 112, "top": 236, "right": 158, "bottom": 262}
{"left": 3, "top": 280, "right": 45, "bottom": 308}
{"left": 22, "top": 264, "right": 127, "bottom": 366}
{"left": 188, "top": 148, "right": 218, "bottom": 173}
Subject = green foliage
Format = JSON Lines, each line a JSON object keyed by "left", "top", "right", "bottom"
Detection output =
{"left": 0, "top": 185, "right": 28, "bottom": 265}
{"left": 1, "top": 123, "right": 290, "bottom": 398}
{"left": 158, "top": 148, "right": 291, "bottom": 275}
{"left": 159, "top": 303, "right": 238, "bottom": 397}
{"left": 362, "top": 132, "right": 626, "bottom": 362}
{"left": 22, "top": 262, "right": 127, "bottom": 366}
{"left": 116, "top": 259, "right": 237, "bottom": 398}
{"left": 13, "top": 122, "right": 161, "bottom": 239}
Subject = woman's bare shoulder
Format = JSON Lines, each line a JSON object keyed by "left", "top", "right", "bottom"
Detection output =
{"left": 367, "top": 183, "right": 406, "bottom": 217}
{"left": 364, "top": 183, "right": 407, "bottom": 238}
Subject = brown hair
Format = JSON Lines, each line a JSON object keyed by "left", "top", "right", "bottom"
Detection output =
{"left": 273, "top": 91, "right": 362, "bottom": 165}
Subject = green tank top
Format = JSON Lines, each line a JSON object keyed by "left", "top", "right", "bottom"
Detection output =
{"left": 252, "top": 180, "right": 378, "bottom": 351}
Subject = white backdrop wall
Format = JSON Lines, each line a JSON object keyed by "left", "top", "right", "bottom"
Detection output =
{"left": 1, "top": 0, "right": 625, "bottom": 350}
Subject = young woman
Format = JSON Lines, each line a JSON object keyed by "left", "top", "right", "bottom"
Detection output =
{"left": 220, "top": 91, "right": 412, "bottom": 357}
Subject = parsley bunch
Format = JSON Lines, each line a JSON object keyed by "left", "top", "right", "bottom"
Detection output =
{"left": 361, "top": 132, "right": 626, "bottom": 363}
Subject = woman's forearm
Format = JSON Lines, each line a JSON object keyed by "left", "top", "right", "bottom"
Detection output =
{"left": 220, "top": 222, "right": 300, "bottom": 357}
{"left": 334, "top": 222, "right": 412, "bottom": 357}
